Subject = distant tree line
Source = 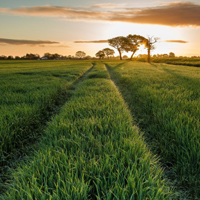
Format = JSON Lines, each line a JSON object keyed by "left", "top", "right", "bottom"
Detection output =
{"left": 0, "top": 52, "right": 93, "bottom": 60}
{"left": 137, "top": 52, "right": 176, "bottom": 58}
{"left": 0, "top": 53, "right": 58, "bottom": 60}
{"left": 153, "top": 52, "right": 175, "bottom": 58}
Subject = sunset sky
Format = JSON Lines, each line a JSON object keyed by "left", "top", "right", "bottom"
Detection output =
{"left": 0, "top": 0, "right": 200, "bottom": 57}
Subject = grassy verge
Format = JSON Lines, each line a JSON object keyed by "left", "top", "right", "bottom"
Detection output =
{"left": 0, "top": 61, "right": 92, "bottom": 185}
{"left": 132, "top": 57, "right": 200, "bottom": 67}
{"left": 2, "top": 62, "right": 172, "bottom": 199}
{"left": 105, "top": 60, "right": 200, "bottom": 199}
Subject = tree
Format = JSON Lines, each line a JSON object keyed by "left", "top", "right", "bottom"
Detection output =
{"left": 102, "top": 48, "right": 115, "bottom": 59}
{"left": 143, "top": 36, "right": 159, "bottom": 63}
{"left": 51, "top": 53, "right": 61, "bottom": 59}
{"left": 108, "top": 36, "right": 128, "bottom": 60}
{"left": 26, "top": 53, "right": 33, "bottom": 59}
{"left": 123, "top": 55, "right": 128, "bottom": 59}
{"left": 7, "top": 55, "right": 14, "bottom": 60}
{"left": 26, "top": 53, "right": 39, "bottom": 60}
{"left": 163, "top": 54, "right": 169, "bottom": 58}
{"left": 169, "top": 52, "right": 175, "bottom": 57}
{"left": 95, "top": 50, "right": 105, "bottom": 59}
{"left": 0, "top": 55, "right": 7, "bottom": 60}
{"left": 75, "top": 51, "right": 86, "bottom": 59}
{"left": 44, "top": 52, "right": 51, "bottom": 59}
{"left": 85, "top": 55, "right": 92, "bottom": 60}
{"left": 15, "top": 56, "right": 20, "bottom": 60}
{"left": 34, "top": 54, "right": 40, "bottom": 59}
{"left": 126, "top": 35, "right": 146, "bottom": 60}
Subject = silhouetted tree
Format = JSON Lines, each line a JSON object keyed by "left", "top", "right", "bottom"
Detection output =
{"left": 126, "top": 35, "right": 146, "bottom": 60}
{"left": 21, "top": 56, "right": 26, "bottom": 60}
{"left": 26, "top": 53, "right": 32, "bottom": 59}
{"left": 24, "top": 53, "right": 40, "bottom": 60}
{"left": 75, "top": 51, "right": 86, "bottom": 59}
{"left": 7, "top": 55, "right": 14, "bottom": 60}
{"left": 143, "top": 36, "right": 159, "bottom": 63}
{"left": 26, "top": 53, "right": 36, "bottom": 60}
{"left": 169, "top": 52, "right": 175, "bottom": 57}
{"left": 123, "top": 55, "right": 128, "bottom": 59}
{"left": 15, "top": 56, "right": 20, "bottom": 60}
{"left": 51, "top": 53, "right": 61, "bottom": 59}
{"left": 108, "top": 36, "right": 128, "bottom": 60}
{"left": 163, "top": 54, "right": 169, "bottom": 57}
{"left": 85, "top": 55, "right": 92, "bottom": 60}
{"left": 0, "top": 55, "right": 7, "bottom": 60}
{"left": 95, "top": 50, "right": 105, "bottom": 59}
{"left": 102, "top": 48, "right": 115, "bottom": 59}
{"left": 44, "top": 53, "right": 51, "bottom": 59}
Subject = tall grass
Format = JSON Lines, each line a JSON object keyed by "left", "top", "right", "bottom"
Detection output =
{"left": 105, "top": 60, "right": 200, "bottom": 199}
{"left": 2, "top": 62, "right": 172, "bottom": 199}
{"left": 0, "top": 60, "right": 92, "bottom": 169}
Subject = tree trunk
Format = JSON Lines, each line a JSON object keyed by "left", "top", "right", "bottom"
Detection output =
{"left": 118, "top": 49, "right": 122, "bottom": 60}
{"left": 147, "top": 48, "right": 151, "bottom": 63}
{"left": 130, "top": 50, "right": 136, "bottom": 60}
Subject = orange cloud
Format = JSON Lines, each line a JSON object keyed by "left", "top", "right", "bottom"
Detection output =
{"left": 74, "top": 40, "right": 108, "bottom": 43}
{"left": 112, "top": 2, "right": 200, "bottom": 26}
{"left": 91, "top": 3, "right": 126, "bottom": 9}
{"left": 0, "top": 2, "right": 200, "bottom": 26}
{"left": 164, "top": 40, "right": 188, "bottom": 43}
{"left": 0, "top": 6, "right": 108, "bottom": 20}
{"left": 0, "top": 38, "right": 59, "bottom": 45}
{"left": 39, "top": 45, "right": 70, "bottom": 47}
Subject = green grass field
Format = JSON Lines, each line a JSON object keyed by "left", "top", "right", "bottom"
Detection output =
{"left": 105, "top": 61, "right": 200, "bottom": 199}
{"left": 134, "top": 57, "right": 200, "bottom": 67}
{"left": 1, "top": 60, "right": 200, "bottom": 199}
{"left": 0, "top": 60, "right": 92, "bottom": 175}
{"left": 1, "top": 61, "right": 173, "bottom": 199}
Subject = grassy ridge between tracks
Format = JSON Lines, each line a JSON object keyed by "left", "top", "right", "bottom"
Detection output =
{"left": 2, "top": 62, "right": 172, "bottom": 199}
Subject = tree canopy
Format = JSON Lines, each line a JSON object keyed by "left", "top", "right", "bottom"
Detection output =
{"left": 108, "top": 36, "right": 128, "bottom": 60}
{"left": 102, "top": 48, "right": 115, "bottom": 59}
{"left": 126, "top": 35, "right": 146, "bottom": 60}
{"left": 75, "top": 51, "right": 86, "bottom": 59}
{"left": 95, "top": 50, "right": 105, "bottom": 59}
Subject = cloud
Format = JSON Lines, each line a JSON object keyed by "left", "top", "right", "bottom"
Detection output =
{"left": 39, "top": 44, "right": 70, "bottom": 47}
{"left": 0, "top": 2, "right": 200, "bottom": 26}
{"left": 113, "top": 2, "right": 200, "bottom": 26}
{"left": 91, "top": 3, "right": 126, "bottom": 9}
{"left": 164, "top": 40, "right": 188, "bottom": 43}
{"left": 0, "top": 5, "right": 108, "bottom": 20}
{"left": 56, "top": 45, "right": 70, "bottom": 47}
{"left": 0, "top": 38, "right": 59, "bottom": 45}
{"left": 74, "top": 40, "right": 108, "bottom": 43}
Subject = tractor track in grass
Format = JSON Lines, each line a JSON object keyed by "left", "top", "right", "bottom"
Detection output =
{"left": 0, "top": 63, "right": 95, "bottom": 195}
